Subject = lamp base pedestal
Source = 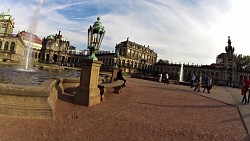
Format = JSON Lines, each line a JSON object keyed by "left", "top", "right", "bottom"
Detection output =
{"left": 75, "top": 59, "right": 102, "bottom": 106}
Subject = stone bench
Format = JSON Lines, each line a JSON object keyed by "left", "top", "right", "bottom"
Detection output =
{"left": 98, "top": 80, "right": 124, "bottom": 101}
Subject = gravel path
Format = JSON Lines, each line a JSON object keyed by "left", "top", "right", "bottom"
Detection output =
{"left": 0, "top": 78, "right": 249, "bottom": 141}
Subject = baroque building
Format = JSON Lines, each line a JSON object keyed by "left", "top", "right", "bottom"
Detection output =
{"left": 0, "top": 9, "right": 24, "bottom": 61}
{"left": 39, "top": 31, "right": 70, "bottom": 65}
{"left": 16, "top": 30, "right": 42, "bottom": 61}
{"left": 114, "top": 37, "right": 157, "bottom": 73}
{"left": 152, "top": 36, "right": 249, "bottom": 87}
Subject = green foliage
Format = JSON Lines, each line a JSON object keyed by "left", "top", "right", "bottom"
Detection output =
{"left": 236, "top": 54, "right": 250, "bottom": 72}
{"left": 156, "top": 59, "right": 169, "bottom": 65}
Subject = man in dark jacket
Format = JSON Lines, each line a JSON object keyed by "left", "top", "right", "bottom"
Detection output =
{"left": 116, "top": 69, "right": 126, "bottom": 87}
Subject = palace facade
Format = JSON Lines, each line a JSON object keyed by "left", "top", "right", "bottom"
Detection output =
{"left": 115, "top": 37, "right": 157, "bottom": 73}
{"left": 0, "top": 9, "right": 24, "bottom": 61}
{"left": 16, "top": 30, "right": 42, "bottom": 62}
{"left": 153, "top": 36, "right": 249, "bottom": 87}
{"left": 39, "top": 31, "right": 70, "bottom": 64}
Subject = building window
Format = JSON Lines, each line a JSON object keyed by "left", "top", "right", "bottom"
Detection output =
{"left": 1, "top": 24, "right": 6, "bottom": 33}
{"left": 4, "top": 41, "right": 9, "bottom": 50}
{"left": 10, "top": 42, "right": 15, "bottom": 52}
{"left": 47, "top": 42, "right": 52, "bottom": 49}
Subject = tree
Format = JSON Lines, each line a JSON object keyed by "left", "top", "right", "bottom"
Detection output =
{"left": 236, "top": 54, "right": 250, "bottom": 72}
{"left": 156, "top": 59, "right": 169, "bottom": 65}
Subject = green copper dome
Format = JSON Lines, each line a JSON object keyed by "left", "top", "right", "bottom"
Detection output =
{"left": 93, "top": 17, "right": 105, "bottom": 34}
{"left": 46, "top": 34, "right": 68, "bottom": 42}
{"left": 47, "top": 35, "right": 55, "bottom": 40}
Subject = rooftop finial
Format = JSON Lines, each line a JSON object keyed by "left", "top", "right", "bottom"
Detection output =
{"left": 228, "top": 36, "right": 231, "bottom": 44}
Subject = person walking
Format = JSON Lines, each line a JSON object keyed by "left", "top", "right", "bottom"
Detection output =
{"left": 164, "top": 73, "right": 169, "bottom": 85}
{"left": 191, "top": 74, "right": 196, "bottom": 88}
{"left": 248, "top": 76, "right": 250, "bottom": 103}
{"left": 242, "top": 76, "right": 250, "bottom": 104}
{"left": 207, "top": 75, "right": 213, "bottom": 94}
{"left": 116, "top": 69, "right": 126, "bottom": 87}
{"left": 159, "top": 73, "right": 162, "bottom": 83}
{"left": 194, "top": 75, "right": 202, "bottom": 92}
{"left": 203, "top": 75, "right": 209, "bottom": 92}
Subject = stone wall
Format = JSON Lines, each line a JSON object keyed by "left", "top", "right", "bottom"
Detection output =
{"left": 0, "top": 78, "right": 64, "bottom": 118}
{"left": 0, "top": 74, "right": 111, "bottom": 119}
{"left": 0, "top": 82, "right": 52, "bottom": 118}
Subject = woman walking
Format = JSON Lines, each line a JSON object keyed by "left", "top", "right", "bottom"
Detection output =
{"left": 241, "top": 76, "right": 250, "bottom": 104}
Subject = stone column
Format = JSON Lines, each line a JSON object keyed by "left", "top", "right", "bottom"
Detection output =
{"left": 110, "top": 68, "right": 119, "bottom": 82}
{"left": 7, "top": 42, "right": 11, "bottom": 51}
{"left": 75, "top": 59, "right": 102, "bottom": 106}
{"left": 1, "top": 41, "right": 5, "bottom": 50}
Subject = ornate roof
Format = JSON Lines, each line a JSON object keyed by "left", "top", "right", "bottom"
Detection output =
{"left": 46, "top": 31, "right": 68, "bottom": 42}
{"left": 0, "top": 9, "right": 13, "bottom": 20}
{"left": 18, "top": 30, "right": 42, "bottom": 44}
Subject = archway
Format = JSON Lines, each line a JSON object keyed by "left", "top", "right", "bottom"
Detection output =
{"left": 46, "top": 54, "right": 49, "bottom": 63}
{"left": 0, "top": 41, "right": 2, "bottom": 49}
{"left": 61, "top": 56, "right": 65, "bottom": 65}
{"left": 53, "top": 54, "right": 58, "bottom": 63}
{"left": 10, "top": 42, "right": 15, "bottom": 53}
{"left": 4, "top": 41, "right": 9, "bottom": 50}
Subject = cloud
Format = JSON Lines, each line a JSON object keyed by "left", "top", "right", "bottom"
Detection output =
{"left": 1, "top": 0, "right": 250, "bottom": 65}
{"left": 41, "top": 1, "right": 88, "bottom": 14}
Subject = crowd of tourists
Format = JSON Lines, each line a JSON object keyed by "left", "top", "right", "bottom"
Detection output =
{"left": 191, "top": 74, "right": 213, "bottom": 94}
{"left": 158, "top": 73, "right": 250, "bottom": 105}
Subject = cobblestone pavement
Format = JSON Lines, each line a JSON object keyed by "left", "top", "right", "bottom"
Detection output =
{"left": 0, "top": 78, "right": 249, "bottom": 141}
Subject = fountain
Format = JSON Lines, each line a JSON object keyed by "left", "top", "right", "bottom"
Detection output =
{"left": 24, "top": 0, "right": 43, "bottom": 70}
{"left": 179, "top": 63, "right": 184, "bottom": 82}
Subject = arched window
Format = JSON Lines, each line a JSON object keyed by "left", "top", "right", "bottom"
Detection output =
{"left": 10, "top": 42, "right": 15, "bottom": 52}
{"left": 109, "top": 58, "right": 112, "bottom": 66}
{"left": 0, "top": 41, "right": 2, "bottom": 49}
{"left": 4, "top": 41, "right": 9, "bottom": 50}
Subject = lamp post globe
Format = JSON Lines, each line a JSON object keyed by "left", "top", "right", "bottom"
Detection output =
{"left": 87, "top": 17, "right": 105, "bottom": 60}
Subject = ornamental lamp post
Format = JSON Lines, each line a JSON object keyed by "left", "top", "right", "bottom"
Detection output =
{"left": 87, "top": 17, "right": 105, "bottom": 60}
{"left": 113, "top": 52, "right": 120, "bottom": 69}
{"left": 75, "top": 17, "right": 105, "bottom": 106}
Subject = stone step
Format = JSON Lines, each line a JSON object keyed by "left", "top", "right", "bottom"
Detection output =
{"left": 0, "top": 94, "right": 49, "bottom": 105}
{"left": 0, "top": 102, "right": 53, "bottom": 119}
{"left": 0, "top": 100, "right": 51, "bottom": 108}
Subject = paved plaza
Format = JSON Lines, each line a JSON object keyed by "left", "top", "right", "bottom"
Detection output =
{"left": 0, "top": 78, "right": 249, "bottom": 141}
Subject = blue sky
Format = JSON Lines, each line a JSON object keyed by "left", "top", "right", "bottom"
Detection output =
{"left": 1, "top": 0, "right": 250, "bottom": 65}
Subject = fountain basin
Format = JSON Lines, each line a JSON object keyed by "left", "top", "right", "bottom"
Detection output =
{"left": 0, "top": 74, "right": 110, "bottom": 119}
{"left": 0, "top": 65, "right": 81, "bottom": 85}
{"left": 0, "top": 77, "right": 82, "bottom": 119}
{"left": 0, "top": 79, "right": 57, "bottom": 118}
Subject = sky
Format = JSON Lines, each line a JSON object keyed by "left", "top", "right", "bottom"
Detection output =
{"left": 1, "top": 0, "right": 250, "bottom": 65}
